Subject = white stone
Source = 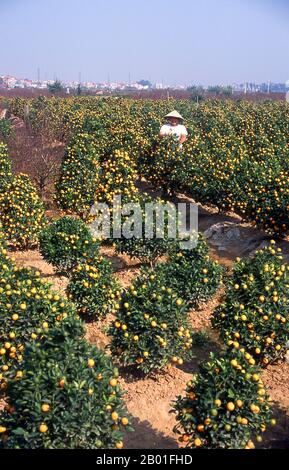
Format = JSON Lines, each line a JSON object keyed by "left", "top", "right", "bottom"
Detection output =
{"left": 204, "top": 222, "right": 242, "bottom": 246}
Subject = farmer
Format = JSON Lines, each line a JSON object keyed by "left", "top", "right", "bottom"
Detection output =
{"left": 159, "top": 110, "right": 188, "bottom": 145}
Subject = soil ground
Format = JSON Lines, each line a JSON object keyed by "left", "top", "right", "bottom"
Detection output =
{"left": 8, "top": 192, "right": 289, "bottom": 450}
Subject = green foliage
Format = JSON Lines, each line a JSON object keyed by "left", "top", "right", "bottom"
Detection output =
{"left": 173, "top": 349, "right": 273, "bottom": 449}
{"left": 0, "top": 266, "right": 80, "bottom": 389}
{"left": 191, "top": 331, "right": 210, "bottom": 347}
{"left": 94, "top": 149, "right": 138, "bottom": 205}
{"left": 156, "top": 234, "right": 223, "bottom": 307}
{"left": 0, "top": 174, "right": 46, "bottom": 250}
{"left": 0, "top": 120, "right": 12, "bottom": 141}
{"left": 242, "top": 158, "right": 289, "bottom": 235}
{"left": 56, "top": 133, "right": 100, "bottom": 219}
{"left": 0, "top": 142, "right": 13, "bottom": 193}
{"left": 208, "top": 85, "right": 233, "bottom": 96}
{"left": 0, "top": 320, "right": 131, "bottom": 449}
{"left": 114, "top": 195, "right": 179, "bottom": 266}
{"left": 109, "top": 268, "right": 193, "bottom": 374}
{"left": 139, "top": 136, "right": 183, "bottom": 194}
{"left": 39, "top": 216, "right": 99, "bottom": 275}
{"left": 7, "top": 97, "right": 26, "bottom": 121}
{"left": 0, "top": 226, "right": 13, "bottom": 279}
{"left": 67, "top": 256, "right": 121, "bottom": 322}
{"left": 212, "top": 242, "right": 289, "bottom": 366}
{"left": 48, "top": 80, "right": 64, "bottom": 94}
{"left": 174, "top": 132, "right": 248, "bottom": 212}
{"left": 188, "top": 86, "right": 205, "bottom": 103}
{"left": 7, "top": 96, "right": 289, "bottom": 234}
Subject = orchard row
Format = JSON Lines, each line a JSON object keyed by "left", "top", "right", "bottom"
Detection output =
{"left": 0, "top": 214, "right": 287, "bottom": 448}
{"left": 8, "top": 96, "right": 289, "bottom": 234}
{"left": 1, "top": 95, "right": 289, "bottom": 448}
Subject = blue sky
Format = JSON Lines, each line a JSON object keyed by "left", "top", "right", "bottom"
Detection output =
{"left": 1, "top": 0, "right": 289, "bottom": 85}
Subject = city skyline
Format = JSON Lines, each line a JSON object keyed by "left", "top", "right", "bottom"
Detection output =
{"left": 1, "top": 71, "right": 288, "bottom": 93}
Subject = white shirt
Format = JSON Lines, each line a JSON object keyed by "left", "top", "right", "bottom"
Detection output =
{"left": 160, "top": 124, "right": 188, "bottom": 140}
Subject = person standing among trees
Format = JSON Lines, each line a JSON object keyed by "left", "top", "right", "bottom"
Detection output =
{"left": 159, "top": 110, "right": 188, "bottom": 145}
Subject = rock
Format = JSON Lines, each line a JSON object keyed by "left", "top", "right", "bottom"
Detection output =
{"left": 285, "top": 350, "right": 289, "bottom": 365}
{"left": 204, "top": 222, "right": 243, "bottom": 251}
{"left": 204, "top": 222, "right": 241, "bottom": 241}
{"left": 203, "top": 221, "right": 272, "bottom": 255}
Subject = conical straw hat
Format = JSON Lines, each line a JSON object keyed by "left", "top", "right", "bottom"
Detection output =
{"left": 164, "top": 110, "right": 184, "bottom": 120}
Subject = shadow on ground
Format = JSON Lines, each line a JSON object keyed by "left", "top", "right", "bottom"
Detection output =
{"left": 258, "top": 401, "right": 289, "bottom": 449}
{"left": 124, "top": 416, "right": 179, "bottom": 449}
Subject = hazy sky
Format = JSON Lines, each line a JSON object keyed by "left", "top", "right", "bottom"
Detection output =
{"left": 1, "top": 0, "right": 289, "bottom": 85}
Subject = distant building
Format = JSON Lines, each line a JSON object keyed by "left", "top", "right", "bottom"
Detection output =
{"left": 232, "top": 82, "right": 287, "bottom": 94}
{"left": 1, "top": 73, "right": 288, "bottom": 94}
